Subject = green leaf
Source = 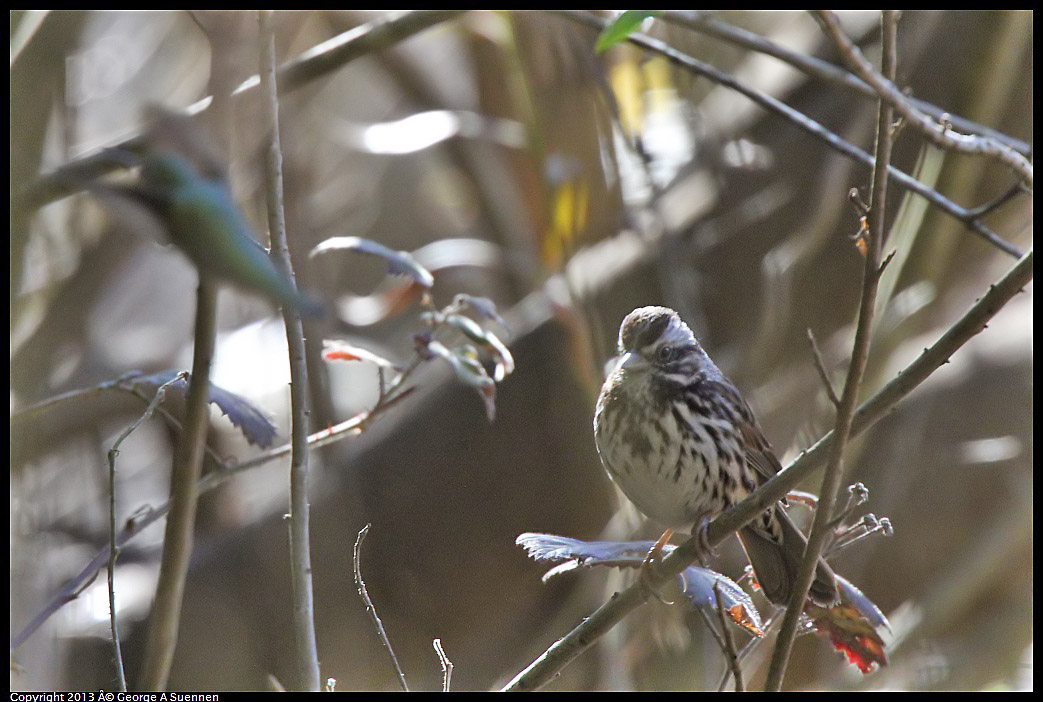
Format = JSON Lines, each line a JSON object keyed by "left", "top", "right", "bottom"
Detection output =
{"left": 426, "top": 340, "right": 498, "bottom": 422}
{"left": 595, "top": 10, "right": 661, "bottom": 53}
{"left": 444, "top": 314, "right": 514, "bottom": 382}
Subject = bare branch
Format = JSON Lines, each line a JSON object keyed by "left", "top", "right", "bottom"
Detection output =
{"left": 660, "top": 11, "right": 1031, "bottom": 156}
{"left": 105, "top": 372, "right": 185, "bottom": 692}
{"left": 139, "top": 279, "right": 218, "bottom": 690}
{"left": 805, "top": 328, "right": 841, "bottom": 408}
{"left": 548, "top": 10, "right": 1024, "bottom": 259}
{"left": 258, "top": 9, "right": 321, "bottom": 691}
{"left": 814, "top": 10, "right": 1032, "bottom": 187}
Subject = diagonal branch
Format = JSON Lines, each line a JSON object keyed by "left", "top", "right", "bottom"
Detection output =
{"left": 17, "top": 10, "right": 466, "bottom": 212}
{"left": 549, "top": 10, "right": 1024, "bottom": 259}
{"left": 814, "top": 10, "right": 1032, "bottom": 188}
{"left": 660, "top": 11, "right": 1031, "bottom": 156}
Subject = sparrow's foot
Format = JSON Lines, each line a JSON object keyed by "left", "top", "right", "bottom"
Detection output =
{"left": 639, "top": 528, "right": 675, "bottom": 603}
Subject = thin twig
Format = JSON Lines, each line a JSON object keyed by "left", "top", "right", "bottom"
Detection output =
{"left": 826, "top": 482, "right": 870, "bottom": 531}
{"left": 354, "top": 524, "right": 409, "bottom": 692}
{"left": 502, "top": 247, "right": 1032, "bottom": 691}
{"left": 814, "top": 10, "right": 1032, "bottom": 187}
{"left": 805, "top": 328, "right": 841, "bottom": 408}
{"left": 258, "top": 10, "right": 321, "bottom": 691}
{"left": 433, "top": 638, "right": 453, "bottom": 692}
{"left": 765, "top": 11, "right": 897, "bottom": 690}
{"left": 963, "top": 181, "right": 1029, "bottom": 219}
{"left": 713, "top": 583, "right": 745, "bottom": 692}
{"left": 548, "top": 10, "right": 1024, "bottom": 259}
{"left": 717, "top": 618, "right": 772, "bottom": 692}
{"left": 11, "top": 378, "right": 419, "bottom": 652}
{"left": 659, "top": 11, "right": 1032, "bottom": 156}
{"left": 139, "top": 279, "right": 218, "bottom": 690}
{"left": 105, "top": 373, "right": 185, "bottom": 691}
{"left": 695, "top": 603, "right": 730, "bottom": 659}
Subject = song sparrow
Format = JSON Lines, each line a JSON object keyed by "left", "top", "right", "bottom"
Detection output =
{"left": 594, "top": 306, "right": 838, "bottom": 607}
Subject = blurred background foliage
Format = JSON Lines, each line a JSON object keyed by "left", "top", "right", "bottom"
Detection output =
{"left": 10, "top": 10, "right": 1031, "bottom": 691}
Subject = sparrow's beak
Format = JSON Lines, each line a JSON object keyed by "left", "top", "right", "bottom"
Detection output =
{"left": 618, "top": 351, "right": 647, "bottom": 372}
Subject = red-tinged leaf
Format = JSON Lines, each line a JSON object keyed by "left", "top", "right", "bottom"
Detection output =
{"left": 322, "top": 339, "right": 396, "bottom": 368}
{"left": 724, "top": 603, "right": 765, "bottom": 638}
{"left": 678, "top": 563, "right": 764, "bottom": 637}
{"left": 310, "top": 236, "right": 434, "bottom": 288}
{"left": 805, "top": 574, "right": 889, "bottom": 674}
{"left": 835, "top": 633, "right": 888, "bottom": 675}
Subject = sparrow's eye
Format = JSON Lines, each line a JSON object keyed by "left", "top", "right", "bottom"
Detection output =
{"left": 657, "top": 345, "right": 675, "bottom": 363}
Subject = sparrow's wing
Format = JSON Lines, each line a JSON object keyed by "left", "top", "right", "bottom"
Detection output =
{"left": 705, "top": 379, "right": 784, "bottom": 483}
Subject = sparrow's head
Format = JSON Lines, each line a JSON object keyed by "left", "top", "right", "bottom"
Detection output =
{"left": 613, "top": 306, "right": 708, "bottom": 379}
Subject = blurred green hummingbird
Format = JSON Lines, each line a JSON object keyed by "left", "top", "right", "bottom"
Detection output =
{"left": 89, "top": 150, "right": 326, "bottom": 318}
